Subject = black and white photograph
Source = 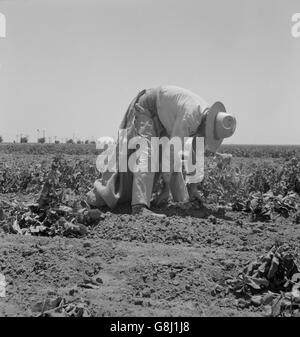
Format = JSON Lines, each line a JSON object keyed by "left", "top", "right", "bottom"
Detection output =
{"left": 0, "top": 0, "right": 300, "bottom": 324}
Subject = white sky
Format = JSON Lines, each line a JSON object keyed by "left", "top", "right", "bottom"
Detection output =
{"left": 0, "top": 0, "right": 300, "bottom": 144}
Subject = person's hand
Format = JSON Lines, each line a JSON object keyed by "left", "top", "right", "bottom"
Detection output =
{"left": 153, "top": 184, "right": 170, "bottom": 206}
{"left": 187, "top": 183, "right": 203, "bottom": 204}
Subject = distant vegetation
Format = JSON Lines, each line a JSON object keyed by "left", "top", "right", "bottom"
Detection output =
{"left": 38, "top": 137, "right": 46, "bottom": 144}
{"left": 221, "top": 144, "right": 300, "bottom": 159}
{"left": 0, "top": 143, "right": 98, "bottom": 155}
{"left": 0, "top": 143, "right": 299, "bottom": 158}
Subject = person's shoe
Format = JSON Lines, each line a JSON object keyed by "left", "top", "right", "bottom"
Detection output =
{"left": 131, "top": 204, "right": 166, "bottom": 219}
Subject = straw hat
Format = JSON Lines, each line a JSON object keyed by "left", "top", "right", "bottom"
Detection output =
{"left": 204, "top": 102, "right": 236, "bottom": 153}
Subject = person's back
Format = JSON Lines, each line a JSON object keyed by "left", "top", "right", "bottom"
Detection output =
{"left": 156, "top": 85, "right": 210, "bottom": 137}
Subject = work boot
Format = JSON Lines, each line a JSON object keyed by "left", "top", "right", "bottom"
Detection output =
{"left": 131, "top": 204, "right": 166, "bottom": 219}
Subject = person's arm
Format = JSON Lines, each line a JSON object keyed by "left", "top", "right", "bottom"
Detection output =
{"left": 162, "top": 112, "right": 206, "bottom": 203}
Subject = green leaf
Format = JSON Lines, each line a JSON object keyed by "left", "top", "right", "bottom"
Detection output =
{"left": 262, "top": 292, "right": 277, "bottom": 306}
{"left": 291, "top": 273, "right": 300, "bottom": 284}
{"left": 271, "top": 298, "right": 283, "bottom": 317}
{"left": 251, "top": 277, "right": 269, "bottom": 288}
{"left": 267, "top": 257, "right": 279, "bottom": 279}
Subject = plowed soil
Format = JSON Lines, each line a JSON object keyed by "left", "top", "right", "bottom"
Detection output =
{"left": 1, "top": 198, "right": 299, "bottom": 317}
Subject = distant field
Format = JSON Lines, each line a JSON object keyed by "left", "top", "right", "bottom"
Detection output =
{"left": 0, "top": 142, "right": 299, "bottom": 158}
{"left": 0, "top": 143, "right": 98, "bottom": 155}
{"left": 221, "top": 144, "right": 300, "bottom": 158}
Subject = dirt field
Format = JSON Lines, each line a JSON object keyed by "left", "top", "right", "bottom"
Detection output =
{"left": 0, "top": 145, "right": 299, "bottom": 317}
